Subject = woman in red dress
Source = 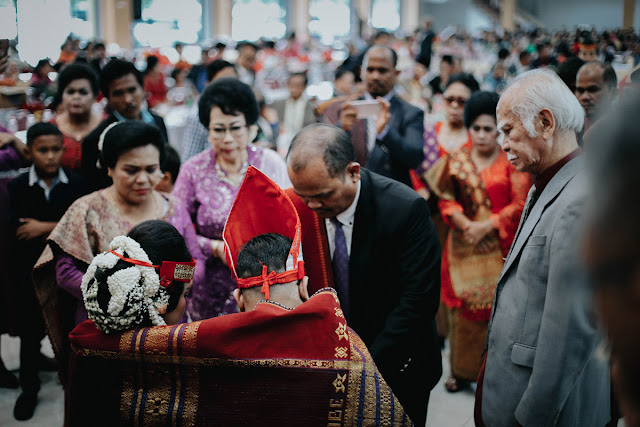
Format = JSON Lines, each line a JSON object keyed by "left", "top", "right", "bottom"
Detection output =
{"left": 426, "top": 91, "right": 531, "bottom": 392}
{"left": 49, "top": 64, "right": 104, "bottom": 171}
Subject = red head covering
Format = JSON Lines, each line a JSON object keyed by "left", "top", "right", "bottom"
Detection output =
{"left": 223, "top": 166, "right": 304, "bottom": 299}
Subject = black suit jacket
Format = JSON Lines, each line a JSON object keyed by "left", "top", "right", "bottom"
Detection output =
{"left": 323, "top": 95, "right": 424, "bottom": 187}
{"left": 81, "top": 113, "right": 168, "bottom": 192}
{"left": 349, "top": 169, "right": 442, "bottom": 404}
{"left": 8, "top": 169, "right": 87, "bottom": 282}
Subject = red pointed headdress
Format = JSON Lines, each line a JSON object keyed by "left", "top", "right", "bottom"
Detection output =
{"left": 223, "top": 166, "right": 304, "bottom": 299}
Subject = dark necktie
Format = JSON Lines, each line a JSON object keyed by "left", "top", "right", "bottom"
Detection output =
{"left": 521, "top": 185, "right": 538, "bottom": 223}
{"left": 331, "top": 217, "right": 350, "bottom": 320}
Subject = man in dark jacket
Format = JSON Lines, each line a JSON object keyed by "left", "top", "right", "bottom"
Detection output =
{"left": 81, "top": 59, "right": 168, "bottom": 191}
{"left": 286, "top": 124, "right": 442, "bottom": 426}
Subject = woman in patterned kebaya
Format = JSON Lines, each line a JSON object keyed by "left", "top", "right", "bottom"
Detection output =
{"left": 173, "top": 77, "right": 290, "bottom": 320}
{"left": 33, "top": 121, "right": 201, "bottom": 384}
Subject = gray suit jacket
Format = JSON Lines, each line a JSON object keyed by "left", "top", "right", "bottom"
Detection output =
{"left": 482, "top": 156, "right": 610, "bottom": 426}
{"left": 270, "top": 98, "right": 316, "bottom": 134}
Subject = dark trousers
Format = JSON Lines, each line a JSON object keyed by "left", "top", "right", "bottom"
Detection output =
{"left": 17, "top": 277, "right": 46, "bottom": 395}
{"left": 391, "top": 380, "right": 431, "bottom": 426}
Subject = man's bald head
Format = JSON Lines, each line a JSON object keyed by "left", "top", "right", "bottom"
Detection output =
{"left": 577, "top": 62, "right": 618, "bottom": 92}
{"left": 576, "top": 62, "right": 617, "bottom": 120}
{"left": 287, "top": 124, "right": 360, "bottom": 219}
{"left": 288, "top": 124, "right": 354, "bottom": 179}
{"left": 363, "top": 45, "right": 398, "bottom": 69}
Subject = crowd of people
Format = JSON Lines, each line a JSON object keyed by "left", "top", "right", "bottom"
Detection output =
{"left": 0, "top": 18, "right": 639, "bottom": 426}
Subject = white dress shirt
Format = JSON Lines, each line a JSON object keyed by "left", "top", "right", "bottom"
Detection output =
{"left": 283, "top": 96, "right": 308, "bottom": 137}
{"left": 325, "top": 180, "right": 361, "bottom": 258}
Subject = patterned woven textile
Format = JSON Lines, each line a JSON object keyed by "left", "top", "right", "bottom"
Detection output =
{"left": 66, "top": 288, "right": 412, "bottom": 426}
{"left": 33, "top": 190, "right": 201, "bottom": 385}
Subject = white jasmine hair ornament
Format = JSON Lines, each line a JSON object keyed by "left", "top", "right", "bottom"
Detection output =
{"left": 81, "top": 235, "right": 195, "bottom": 334}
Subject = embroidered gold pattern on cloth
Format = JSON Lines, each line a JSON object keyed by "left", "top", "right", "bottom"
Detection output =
{"left": 335, "top": 323, "right": 349, "bottom": 340}
{"left": 173, "top": 263, "right": 195, "bottom": 281}
{"left": 335, "top": 347, "right": 348, "bottom": 358}
{"left": 333, "top": 373, "right": 347, "bottom": 392}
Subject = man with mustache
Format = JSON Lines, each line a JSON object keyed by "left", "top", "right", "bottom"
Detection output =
{"left": 321, "top": 45, "right": 424, "bottom": 187}
{"left": 81, "top": 59, "right": 168, "bottom": 191}
{"left": 475, "top": 69, "right": 611, "bottom": 426}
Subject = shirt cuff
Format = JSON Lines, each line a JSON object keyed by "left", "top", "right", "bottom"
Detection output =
{"left": 377, "top": 124, "right": 390, "bottom": 140}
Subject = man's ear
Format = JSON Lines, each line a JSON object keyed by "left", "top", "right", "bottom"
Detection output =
{"left": 23, "top": 146, "right": 32, "bottom": 162}
{"left": 298, "top": 276, "right": 309, "bottom": 302}
{"left": 346, "top": 162, "right": 360, "bottom": 183}
{"left": 233, "top": 288, "right": 245, "bottom": 312}
{"left": 539, "top": 108, "right": 555, "bottom": 139}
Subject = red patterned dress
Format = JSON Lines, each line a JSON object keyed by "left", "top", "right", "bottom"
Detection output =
{"left": 426, "top": 146, "right": 531, "bottom": 380}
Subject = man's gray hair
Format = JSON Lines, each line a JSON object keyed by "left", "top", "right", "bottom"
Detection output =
{"left": 502, "top": 68, "right": 584, "bottom": 137}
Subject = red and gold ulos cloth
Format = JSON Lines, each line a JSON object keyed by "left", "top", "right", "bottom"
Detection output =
{"left": 66, "top": 288, "right": 412, "bottom": 426}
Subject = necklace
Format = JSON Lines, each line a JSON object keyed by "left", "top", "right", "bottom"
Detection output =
{"left": 256, "top": 300, "right": 294, "bottom": 310}
{"left": 215, "top": 158, "right": 248, "bottom": 187}
{"left": 441, "top": 123, "right": 468, "bottom": 153}
{"left": 471, "top": 148, "right": 499, "bottom": 171}
{"left": 59, "top": 114, "right": 92, "bottom": 141}
{"left": 105, "top": 189, "right": 162, "bottom": 223}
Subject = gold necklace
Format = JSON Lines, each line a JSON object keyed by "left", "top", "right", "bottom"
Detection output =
{"left": 472, "top": 148, "right": 499, "bottom": 171}
{"left": 105, "top": 188, "right": 162, "bottom": 223}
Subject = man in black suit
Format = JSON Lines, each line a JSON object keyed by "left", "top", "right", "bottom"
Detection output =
{"left": 286, "top": 124, "right": 442, "bottom": 426}
{"left": 322, "top": 45, "right": 424, "bottom": 187}
{"left": 81, "top": 59, "right": 168, "bottom": 191}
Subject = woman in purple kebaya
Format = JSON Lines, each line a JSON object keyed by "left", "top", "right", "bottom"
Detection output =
{"left": 174, "top": 77, "right": 290, "bottom": 320}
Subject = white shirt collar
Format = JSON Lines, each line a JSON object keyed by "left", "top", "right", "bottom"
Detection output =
{"left": 335, "top": 179, "right": 361, "bottom": 227}
{"left": 364, "top": 89, "right": 394, "bottom": 102}
{"left": 28, "top": 165, "right": 68, "bottom": 187}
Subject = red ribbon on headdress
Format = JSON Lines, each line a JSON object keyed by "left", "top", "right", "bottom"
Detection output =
{"left": 108, "top": 250, "right": 196, "bottom": 288}
{"left": 223, "top": 166, "right": 304, "bottom": 300}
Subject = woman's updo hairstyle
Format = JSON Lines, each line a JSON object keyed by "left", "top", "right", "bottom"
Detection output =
{"left": 446, "top": 72, "right": 480, "bottom": 93}
{"left": 463, "top": 91, "right": 500, "bottom": 129}
{"left": 81, "top": 220, "right": 192, "bottom": 334}
{"left": 127, "top": 220, "right": 192, "bottom": 313}
{"left": 99, "top": 121, "right": 166, "bottom": 170}
{"left": 56, "top": 63, "right": 99, "bottom": 97}
{"left": 198, "top": 76, "right": 259, "bottom": 129}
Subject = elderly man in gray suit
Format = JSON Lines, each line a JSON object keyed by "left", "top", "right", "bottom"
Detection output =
{"left": 475, "top": 69, "right": 611, "bottom": 426}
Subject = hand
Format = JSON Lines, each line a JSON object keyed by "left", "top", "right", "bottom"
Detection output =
{"left": 375, "top": 97, "right": 391, "bottom": 135}
{"left": 16, "top": 218, "right": 47, "bottom": 240}
{"left": 462, "top": 219, "right": 494, "bottom": 246}
{"left": 0, "top": 132, "right": 27, "bottom": 162}
{"left": 0, "top": 132, "right": 19, "bottom": 149}
{"left": 474, "top": 236, "right": 497, "bottom": 254}
{"left": 339, "top": 102, "right": 358, "bottom": 133}
{"left": 415, "top": 187, "right": 430, "bottom": 201}
{"left": 211, "top": 240, "right": 228, "bottom": 266}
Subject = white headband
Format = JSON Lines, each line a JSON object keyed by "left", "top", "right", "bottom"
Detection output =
{"left": 96, "top": 121, "right": 121, "bottom": 168}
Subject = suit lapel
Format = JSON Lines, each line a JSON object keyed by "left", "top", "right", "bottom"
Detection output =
{"left": 368, "top": 96, "right": 400, "bottom": 163}
{"left": 350, "top": 170, "right": 375, "bottom": 292}
{"left": 497, "top": 157, "right": 584, "bottom": 283}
